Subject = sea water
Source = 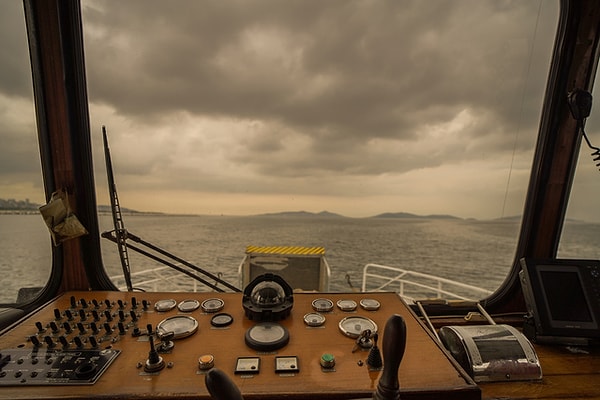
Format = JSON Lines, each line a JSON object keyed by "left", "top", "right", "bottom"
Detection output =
{"left": 1, "top": 214, "right": 598, "bottom": 303}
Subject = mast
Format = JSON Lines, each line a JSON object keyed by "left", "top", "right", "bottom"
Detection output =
{"left": 103, "top": 127, "right": 133, "bottom": 291}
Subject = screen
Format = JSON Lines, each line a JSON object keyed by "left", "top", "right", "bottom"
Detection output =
{"left": 520, "top": 258, "right": 600, "bottom": 340}
{"left": 539, "top": 270, "right": 593, "bottom": 323}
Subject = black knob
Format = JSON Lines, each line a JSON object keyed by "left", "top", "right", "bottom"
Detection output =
{"left": 70, "top": 296, "right": 77, "bottom": 309}
{"left": 50, "top": 321, "right": 60, "bottom": 334}
{"left": 53, "top": 308, "right": 62, "bottom": 320}
{"left": 89, "top": 336, "right": 98, "bottom": 348}
{"left": 77, "top": 322, "right": 87, "bottom": 335}
{"left": 131, "top": 297, "right": 138, "bottom": 309}
{"left": 59, "top": 335, "right": 69, "bottom": 348}
{"left": 64, "top": 309, "right": 73, "bottom": 321}
{"left": 63, "top": 321, "right": 73, "bottom": 334}
{"left": 144, "top": 336, "right": 165, "bottom": 372}
{"left": 373, "top": 314, "right": 406, "bottom": 400}
{"left": 30, "top": 335, "right": 41, "bottom": 347}
{"left": 104, "top": 310, "right": 113, "bottom": 322}
{"left": 35, "top": 321, "right": 45, "bottom": 333}
{"left": 80, "top": 298, "right": 88, "bottom": 308}
{"left": 205, "top": 368, "right": 244, "bottom": 400}
{"left": 79, "top": 309, "right": 87, "bottom": 321}
{"left": 73, "top": 336, "right": 84, "bottom": 348}
{"left": 130, "top": 310, "right": 138, "bottom": 322}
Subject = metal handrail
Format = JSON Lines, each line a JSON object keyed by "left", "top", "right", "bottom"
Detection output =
{"left": 361, "top": 263, "right": 492, "bottom": 301}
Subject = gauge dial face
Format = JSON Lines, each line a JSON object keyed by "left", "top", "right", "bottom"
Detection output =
{"left": 154, "top": 299, "right": 177, "bottom": 312}
{"left": 359, "top": 298, "right": 381, "bottom": 311}
{"left": 337, "top": 299, "right": 358, "bottom": 311}
{"left": 338, "top": 316, "right": 378, "bottom": 339}
{"left": 311, "top": 298, "right": 334, "bottom": 312}
{"left": 156, "top": 315, "right": 198, "bottom": 339}
{"left": 211, "top": 312, "right": 234, "bottom": 328}
{"left": 201, "top": 298, "right": 225, "bottom": 313}
{"left": 303, "top": 312, "right": 326, "bottom": 327}
{"left": 245, "top": 322, "right": 289, "bottom": 351}
{"left": 178, "top": 299, "right": 200, "bottom": 312}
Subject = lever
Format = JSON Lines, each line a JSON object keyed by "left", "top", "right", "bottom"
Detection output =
{"left": 373, "top": 314, "right": 406, "bottom": 400}
{"left": 205, "top": 368, "right": 244, "bottom": 400}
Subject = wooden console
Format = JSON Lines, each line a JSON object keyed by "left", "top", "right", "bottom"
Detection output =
{"left": 0, "top": 291, "right": 479, "bottom": 399}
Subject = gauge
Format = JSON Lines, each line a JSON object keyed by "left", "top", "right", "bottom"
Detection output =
{"left": 154, "top": 299, "right": 177, "bottom": 312}
{"left": 337, "top": 299, "right": 357, "bottom": 311}
{"left": 201, "top": 298, "right": 225, "bottom": 313}
{"left": 338, "top": 316, "right": 378, "bottom": 339}
{"left": 211, "top": 312, "right": 234, "bottom": 328}
{"left": 245, "top": 322, "right": 289, "bottom": 351}
{"left": 312, "top": 298, "right": 334, "bottom": 312}
{"left": 178, "top": 299, "right": 200, "bottom": 312}
{"left": 359, "top": 298, "right": 381, "bottom": 311}
{"left": 156, "top": 315, "right": 198, "bottom": 339}
{"left": 303, "top": 312, "right": 326, "bottom": 327}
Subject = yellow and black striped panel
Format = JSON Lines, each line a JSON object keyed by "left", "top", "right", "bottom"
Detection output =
{"left": 245, "top": 245, "right": 325, "bottom": 255}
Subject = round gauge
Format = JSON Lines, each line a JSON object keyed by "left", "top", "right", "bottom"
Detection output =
{"left": 154, "top": 299, "right": 177, "bottom": 312}
{"left": 201, "top": 298, "right": 225, "bottom": 313}
{"left": 178, "top": 299, "right": 200, "bottom": 313}
{"left": 211, "top": 313, "right": 234, "bottom": 328}
{"left": 337, "top": 299, "right": 358, "bottom": 312}
{"left": 156, "top": 315, "right": 198, "bottom": 339}
{"left": 312, "top": 298, "right": 334, "bottom": 312}
{"left": 359, "top": 298, "right": 381, "bottom": 311}
{"left": 245, "top": 322, "right": 289, "bottom": 352}
{"left": 338, "top": 316, "right": 378, "bottom": 339}
{"left": 303, "top": 312, "right": 326, "bottom": 327}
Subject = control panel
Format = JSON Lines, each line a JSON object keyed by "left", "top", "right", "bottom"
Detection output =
{"left": 0, "top": 291, "right": 479, "bottom": 399}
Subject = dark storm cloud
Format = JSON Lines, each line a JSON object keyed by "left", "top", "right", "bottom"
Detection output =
{"left": 82, "top": 1, "right": 556, "bottom": 169}
{"left": 0, "top": 2, "right": 34, "bottom": 98}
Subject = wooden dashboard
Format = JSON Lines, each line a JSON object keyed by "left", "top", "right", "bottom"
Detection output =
{"left": 0, "top": 291, "right": 479, "bottom": 399}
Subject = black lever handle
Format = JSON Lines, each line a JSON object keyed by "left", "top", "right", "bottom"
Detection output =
{"left": 373, "top": 314, "right": 406, "bottom": 400}
{"left": 205, "top": 368, "right": 244, "bottom": 400}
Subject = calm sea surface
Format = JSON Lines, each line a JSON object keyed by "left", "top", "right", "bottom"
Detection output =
{"left": 1, "top": 214, "right": 598, "bottom": 303}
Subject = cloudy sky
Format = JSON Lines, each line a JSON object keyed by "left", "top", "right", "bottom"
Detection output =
{"left": 1, "top": 1, "right": 599, "bottom": 221}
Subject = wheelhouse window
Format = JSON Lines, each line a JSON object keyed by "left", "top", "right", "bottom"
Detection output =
{"left": 0, "top": 1, "right": 51, "bottom": 305}
{"left": 80, "top": 1, "right": 560, "bottom": 299}
{"left": 560, "top": 78, "right": 600, "bottom": 259}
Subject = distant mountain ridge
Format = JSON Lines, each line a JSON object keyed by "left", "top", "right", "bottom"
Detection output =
{"left": 255, "top": 210, "right": 463, "bottom": 219}
{"left": 257, "top": 210, "right": 344, "bottom": 218}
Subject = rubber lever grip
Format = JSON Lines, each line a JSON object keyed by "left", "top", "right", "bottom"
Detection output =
{"left": 205, "top": 368, "right": 244, "bottom": 400}
{"left": 373, "top": 314, "right": 406, "bottom": 400}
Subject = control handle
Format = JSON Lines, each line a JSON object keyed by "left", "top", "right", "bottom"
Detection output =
{"left": 373, "top": 314, "right": 406, "bottom": 400}
{"left": 205, "top": 368, "right": 244, "bottom": 400}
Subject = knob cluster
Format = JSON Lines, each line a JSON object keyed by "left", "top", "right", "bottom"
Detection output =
{"left": 29, "top": 296, "right": 147, "bottom": 350}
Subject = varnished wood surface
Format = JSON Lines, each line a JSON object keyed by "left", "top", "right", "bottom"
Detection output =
{"left": 480, "top": 342, "right": 600, "bottom": 399}
{"left": 0, "top": 291, "right": 478, "bottom": 400}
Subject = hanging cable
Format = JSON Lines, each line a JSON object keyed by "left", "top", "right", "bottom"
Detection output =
{"left": 568, "top": 89, "right": 600, "bottom": 171}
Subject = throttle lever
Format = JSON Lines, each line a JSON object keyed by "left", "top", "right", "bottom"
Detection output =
{"left": 373, "top": 314, "right": 407, "bottom": 400}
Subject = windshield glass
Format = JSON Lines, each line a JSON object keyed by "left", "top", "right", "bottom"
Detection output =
{"left": 560, "top": 78, "right": 600, "bottom": 260}
{"left": 77, "top": 1, "right": 562, "bottom": 299}
{"left": 0, "top": 1, "right": 50, "bottom": 304}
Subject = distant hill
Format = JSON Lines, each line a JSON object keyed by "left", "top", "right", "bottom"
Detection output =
{"left": 257, "top": 210, "right": 345, "bottom": 218}
{"left": 0, "top": 198, "right": 39, "bottom": 211}
{"left": 372, "top": 212, "right": 461, "bottom": 220}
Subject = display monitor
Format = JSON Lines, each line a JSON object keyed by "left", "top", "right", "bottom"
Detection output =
{"left": 519, "top": 258, "right": 600, "bottom": 344}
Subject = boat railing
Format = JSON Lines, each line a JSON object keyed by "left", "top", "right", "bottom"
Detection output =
{"left": 110, "top": 266, "right": 207, "bottom": 292}
{"left": 361, "top": 263, "right": 493, "bottom": 302}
